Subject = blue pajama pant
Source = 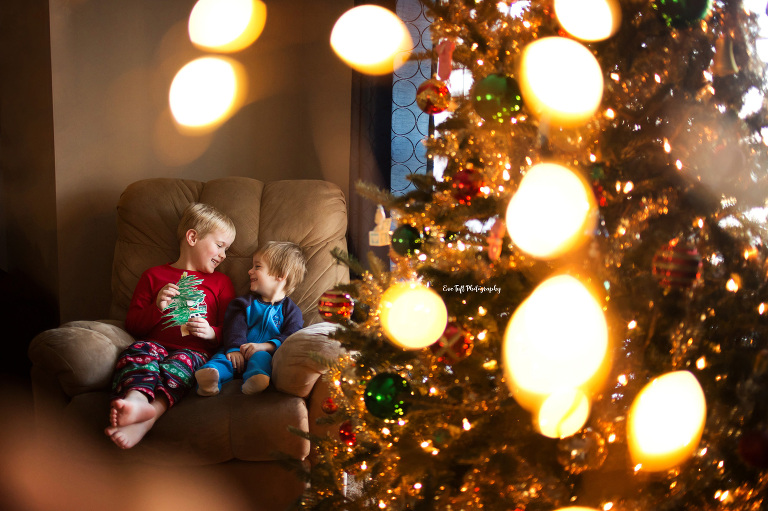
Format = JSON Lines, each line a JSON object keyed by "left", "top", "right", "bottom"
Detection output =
{"left": 197, "top": 348, "right": 272, "bottom": 392}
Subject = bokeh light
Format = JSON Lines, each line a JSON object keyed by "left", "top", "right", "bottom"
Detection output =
{"left": 506, "top": 162, "right": 597, "bottom": 259}
{"left": 554, "top": 0, "right": 621, "bottom": 41}
{"left": 188, "top": 0, "right": 267, "bottom": 52}
{"left": 628, "top": 371, "right": 706, "bottom": 472}
{"left": 169, "top": 57, "right": 246, "bottom": 130}
{"left": 330, "top": 5, "right": 412, "bottom": 75}
{"left": 379, "top": 281, "right": 448, "bottom": 350}
{"left": 503, "top": 274, "right": 610, "bottom": 413}
{"left": 519, "top": 37, "right": 604, "bottom": 127}
{"left": 537, "top": 389, "right": 591, "bottom": 438}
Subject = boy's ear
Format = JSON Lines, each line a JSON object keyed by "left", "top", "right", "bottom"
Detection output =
{"left": 185, "top": 229, "right": 198, "bottom": 246}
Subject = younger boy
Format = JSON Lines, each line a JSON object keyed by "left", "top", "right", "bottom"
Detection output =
{"left": 105, "top": 202, "right": 236, "bottom": 449}
{"left": 195, "top": 241, "right": 307, "bottom": 395}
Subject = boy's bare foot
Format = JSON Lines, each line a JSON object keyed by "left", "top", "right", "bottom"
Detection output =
{"left": 195, "top": 367, "right": 220, "bottom": 396}
{"left": 109, "top": 392, "right": 156, "bottom": 427}
{"left": 242, "top": 374, "right": 270, "bottom": 395}
{"left": 104, "top": 420, "right": 154, "bottom": 449}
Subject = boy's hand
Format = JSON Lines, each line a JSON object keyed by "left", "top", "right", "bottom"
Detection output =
{"left": 185, "top": 316, "right": 216, "bottom": 340}
{"left": 156, "top": 283, "right": 180, "bottom": 311}
{"left": 240, "top": 342, "right": 273, "bottom": 360}
{"left": 227, "top": 351, "right": 245, "bottom": 373}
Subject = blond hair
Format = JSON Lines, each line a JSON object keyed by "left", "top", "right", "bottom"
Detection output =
{"left": 177, "top": 202, "right": 236, "bottom": 242}
{"left": 256, "top": 241, "right": 307, "bottom": 296}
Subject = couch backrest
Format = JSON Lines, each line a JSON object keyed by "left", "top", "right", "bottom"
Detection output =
{"left": 110, "top": 177, "right": 349, "bottom": 326}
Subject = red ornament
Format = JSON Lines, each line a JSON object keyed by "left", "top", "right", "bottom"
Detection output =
{"left": 451, "top": 167, "right": 484, "bottom": 205}
{"left": 430, "top": 322, "right": 473, "bottom": 365}
{"left": 416, "top": 78, "right": 451, "bottom": 115}
{"left": 339, "top": 421, "right": 357, "bottom": 447}
{"left": 321, "top": 397, "right": 339, "bottom": 414}
{"left": 318, "top": 289, "right": 354, "bottom": 323}
{"left": 738, "top": 430, "right": 768, "bottom": 469}
{"left": 651, "top": 242, "right": 702, "bottom": 289}
{"left": 592, "top": 182, "right": 607, "bottom": 207}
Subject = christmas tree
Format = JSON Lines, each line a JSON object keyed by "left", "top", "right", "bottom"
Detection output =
{"left": 304, "top": 1, "right": 768, "bottom": 509}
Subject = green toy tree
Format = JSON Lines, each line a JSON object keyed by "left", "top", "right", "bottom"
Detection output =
{"left": 162, "top": 271, "right": 207, "bottom": 335}
{"left": 302, "top": 1, "right": 768, "bottom": 510}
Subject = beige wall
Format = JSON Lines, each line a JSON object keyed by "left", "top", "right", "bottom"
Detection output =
{"left": 26, "top": 0, "right": 351, "bottom": 322}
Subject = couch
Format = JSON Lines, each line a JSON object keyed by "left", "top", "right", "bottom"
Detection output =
{"left": 27, "top": 177, "right": 349, "bottom": 510}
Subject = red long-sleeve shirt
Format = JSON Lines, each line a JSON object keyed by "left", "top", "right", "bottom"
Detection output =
{"left": 125, "top": 264, "right": 236, "bottom": 357}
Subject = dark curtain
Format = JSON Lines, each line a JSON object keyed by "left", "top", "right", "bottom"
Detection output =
{"left": 347, "top": 0, "right": 396, "bottom": 269}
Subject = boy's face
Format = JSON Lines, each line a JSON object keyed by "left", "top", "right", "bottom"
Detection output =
{"left": 248, "top": 253, "right": 285, "bottom": 299}
{"left": 189, "top": 228, "right": 234, "bottom": 273}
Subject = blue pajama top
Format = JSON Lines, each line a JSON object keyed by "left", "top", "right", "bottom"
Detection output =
{"left": 221, "top": 293, "right": 304, "bottom": 354}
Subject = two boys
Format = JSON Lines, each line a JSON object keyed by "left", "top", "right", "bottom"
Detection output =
{"left": 105, "top": 202, "right": 306, "bottom": 449}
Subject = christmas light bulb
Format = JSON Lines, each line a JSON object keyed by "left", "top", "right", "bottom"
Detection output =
{"left": 503, "top": 275, "right": 610, "bottom": 412}
{"left": 188, "top": 0, "right": 267, "bottom": 52}
{"left": 519, "top": 37, "right": 604, "bottom": 127}
{"left": 628, "top": 371, "right": 706, "bottom": 472}
{"left": 330, "top": 5, "right": 412, "bottom": 75}
{"left": 379, "top": 281, "right": 448, "bottom": 349}
{"left": 169, "top": 57, "right": 246, "bottom": 130}
{"left": 554, "top": 0, "right": 621, "bottom": 41}
{"left": 505, "top": 163, "right": 597, "bottom": 259}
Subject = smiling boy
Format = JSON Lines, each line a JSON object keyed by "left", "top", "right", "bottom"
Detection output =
{"left": 195, "top": 241, "right": 307, "bottom": 396}
{"left": 104, "top": 202, "right": 236, "bottom": 449}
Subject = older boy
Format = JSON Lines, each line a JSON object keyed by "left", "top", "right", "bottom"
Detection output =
{"left": 105, "top": 202, "right": 236, "bottom": 449}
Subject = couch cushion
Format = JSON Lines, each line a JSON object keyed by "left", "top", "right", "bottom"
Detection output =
{"left": 273, "top": 323, "right": 342, "bottom": 398}
{"left": 28, "top": 320, "right": 134, "bottom": 397}
{"left": 58, "top": 384, "right": 310, "bottom": 466}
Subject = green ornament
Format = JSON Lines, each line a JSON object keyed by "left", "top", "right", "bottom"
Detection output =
{"left": 364, "top": 373, "right": 413, "bottom": 419}
{"left": 471, "top": 74, "right": 523, "bottom": 123}
{"left": 391, "top": 224, "right": 424, "bottom": 256}
{"left": 652, "top": 0, "right": 712, "bottom": 28}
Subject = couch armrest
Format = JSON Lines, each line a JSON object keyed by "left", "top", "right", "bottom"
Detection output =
{"left": 28, "top": 320, "right": 134, "bottom": 399}
{"left": 271, "top": 322, "right": 343, "bottom": 399}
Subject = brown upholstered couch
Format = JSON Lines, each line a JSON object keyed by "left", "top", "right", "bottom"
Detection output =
{"left": 27, "top": 177, "right": 348, "bottom": 510}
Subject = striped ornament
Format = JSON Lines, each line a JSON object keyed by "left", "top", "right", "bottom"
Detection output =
{"left": 318, "top": 289, "right": 354, "bottom": 322}
{"left": 652, "top": 242, "right": 702, "bottom": 289}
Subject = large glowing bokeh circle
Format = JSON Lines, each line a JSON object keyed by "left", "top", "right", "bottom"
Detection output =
{"left": 379, "top": 281, "right": 448, "bottom": 350}
{"left": 506, "top": 163, "right": 597, "bottom": 259}
{"left": 519, "top": 37, "right": 604, "bottom": 127}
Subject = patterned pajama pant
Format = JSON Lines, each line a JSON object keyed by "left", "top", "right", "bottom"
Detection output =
{"left": 111, "top": 340, "right": 208, "bottom": 407}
